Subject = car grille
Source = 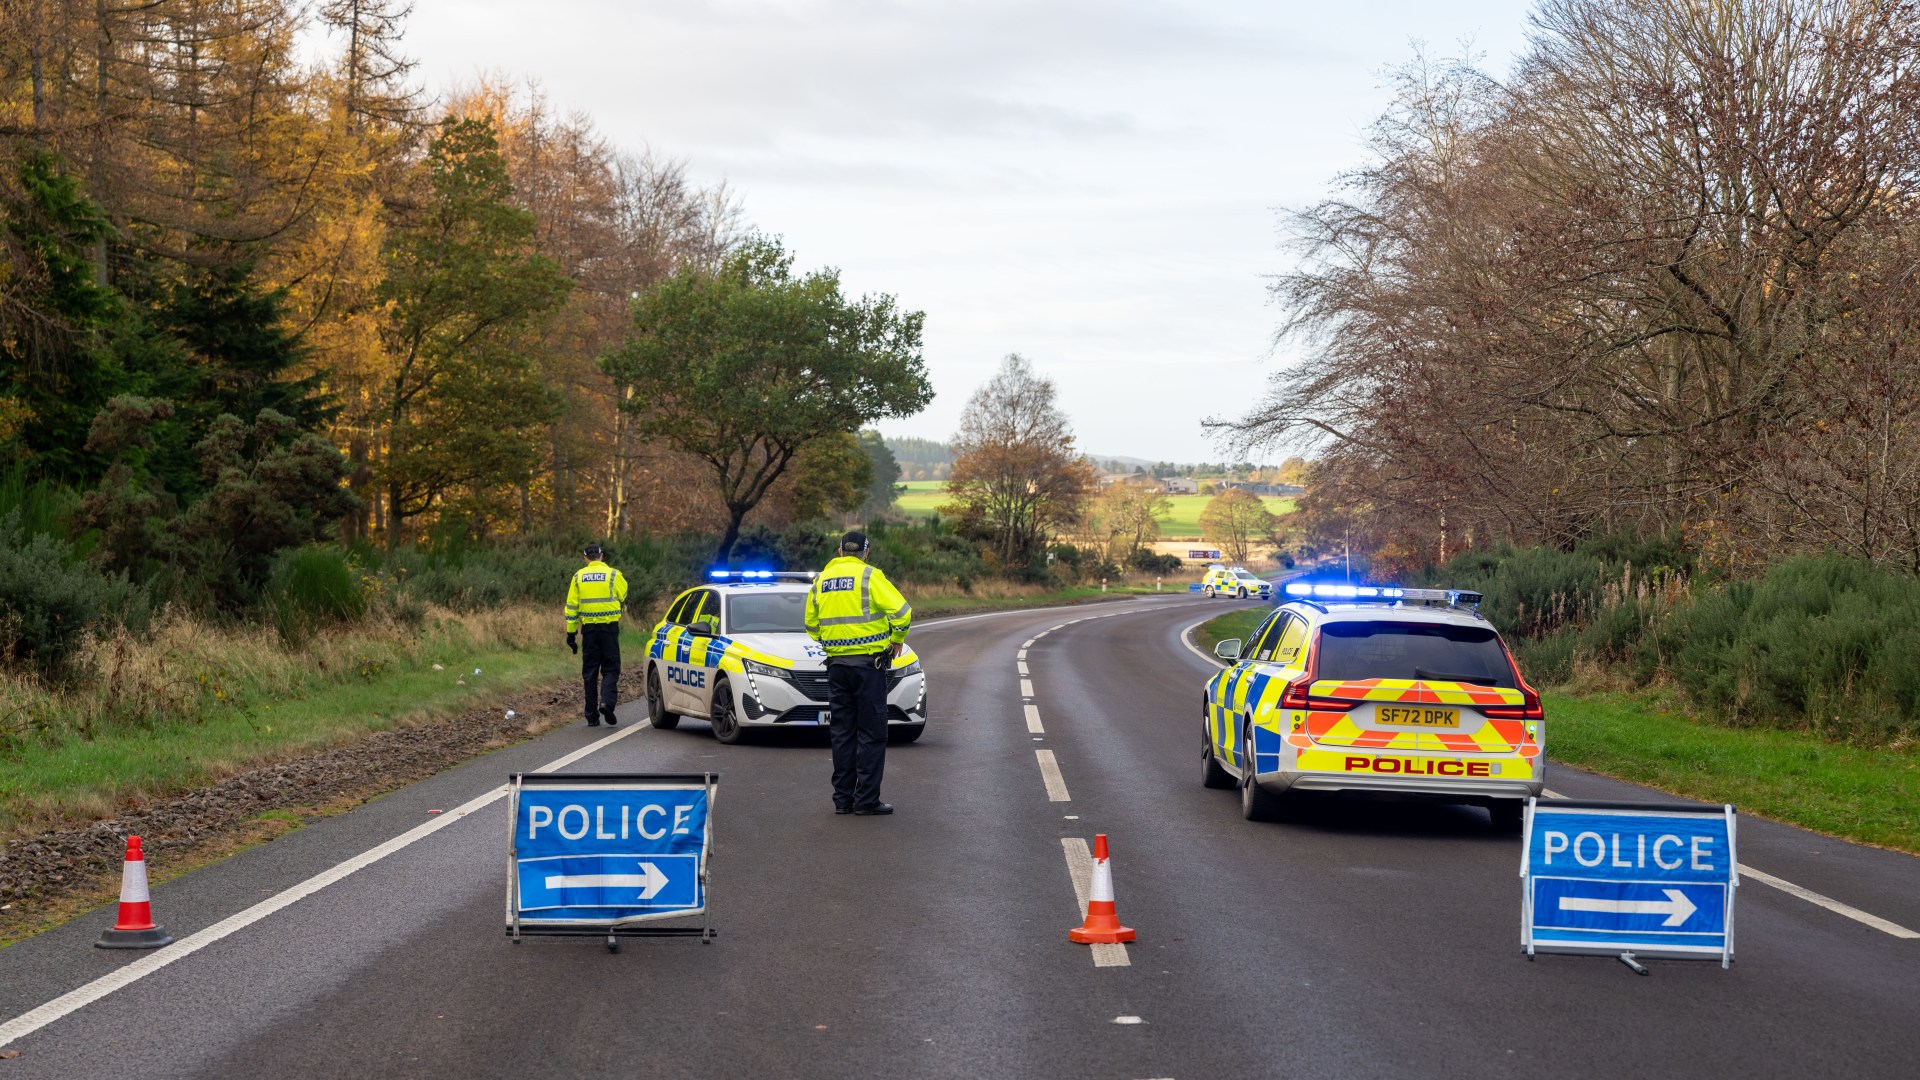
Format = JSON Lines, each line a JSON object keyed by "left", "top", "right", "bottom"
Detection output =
{"left": 774, "top": 706, "right": 919, "bottom": 724}
{"left": 786, "top": 671, "right": 832, "bottom": 701}
{"left": 782, "top": 668, "right": 911, "bottom": 701}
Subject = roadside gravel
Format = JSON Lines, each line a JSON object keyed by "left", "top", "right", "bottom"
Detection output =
{"left": 0, "top": 669, "right": 638, "bottom": 934}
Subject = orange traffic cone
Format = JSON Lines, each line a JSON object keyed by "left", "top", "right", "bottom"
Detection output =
{"left": 1070, "top": 834, "right": 1136, "bottom": 944}
{"left": 95, "top": 835, "right": 173, "bottom": 950}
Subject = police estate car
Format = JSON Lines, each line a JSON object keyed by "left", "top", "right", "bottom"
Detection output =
{"left": 1200, "top": 583, "right": 1544, "bottom": 829}
{"left": 644, "top": 571, "right": 928, "bottom": 745}
{"left": 1200, "top": 564, "right": 1273, "bottom": 600}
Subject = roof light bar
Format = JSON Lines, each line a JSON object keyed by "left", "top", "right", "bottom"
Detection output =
{"left": 708, "top": 570, "right": 816, "bottom": 581}
{"left": 1283, "top": 582, "right": 1482, "bottom": 607}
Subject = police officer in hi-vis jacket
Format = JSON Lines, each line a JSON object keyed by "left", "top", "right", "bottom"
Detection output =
{"left": 805, "top": 531, "right": 912, "bottom": 816}
{"left": 565, "top": 542, "right": 629, "bottom": 727}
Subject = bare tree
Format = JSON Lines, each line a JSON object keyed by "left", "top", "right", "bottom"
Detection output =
{"left": 947, "top": 354, "right": 1096, "bottom": 570}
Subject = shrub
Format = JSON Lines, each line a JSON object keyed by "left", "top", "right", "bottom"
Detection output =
{"left": 0, "top": 509, "right": 146, "bottom": 675}
{"left": 269, "top": 546, "right": 368, "bottom": 643}
{"left": 1130, "top": 550, "right": 1182, "bottom": 575}
{"left": 865, "top": 519, "right": 989, "bottom": 589}
{"left": 1664, "top": 555, "right": 1920, "bottom": 742}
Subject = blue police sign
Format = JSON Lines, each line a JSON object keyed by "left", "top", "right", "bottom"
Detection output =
{"left": 1521, "top": 799, "right": 1738, "bottom": 968}
{"left": 507, "top": 773, "right": 717, "bottom": 945}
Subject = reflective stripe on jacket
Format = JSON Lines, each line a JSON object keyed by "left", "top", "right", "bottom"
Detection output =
{"left": 804, "top": 555, "right": 911, "bottom": 655}
{"left": 566, "top": 561, "right": 628, "bottom": 632}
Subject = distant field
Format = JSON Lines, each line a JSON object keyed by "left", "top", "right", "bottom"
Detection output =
{"left": 891, "top": 484, "right": 1293, "bottom": 537}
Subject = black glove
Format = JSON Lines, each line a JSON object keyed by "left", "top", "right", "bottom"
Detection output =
{"left": 566, "top": 632, "right": 578, "bottom": 655}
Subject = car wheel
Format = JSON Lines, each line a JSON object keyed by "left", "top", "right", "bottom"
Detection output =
{"left": 1201, "top": 716, "right": 1234, "bottom": 789}
{"left": 1240, "top": 719, "right": 1285, "bottom": 822}
{"left": 1488, "top": 800, "right": 1524, "bottom": 833}
{"left": 1236, "top": 587, "right": 1248, "bottom": 599}
{"left": 709, "top": 678, "right": 746, "bottom": 744}
{"left": 647, "top": 666, "right": 680, "bottom": 730}
{"left": 1203, "top": 585, "right": 1215, "bottom": 598}
{"left": 889, "top": 723, "right": 926, "bottom": 744}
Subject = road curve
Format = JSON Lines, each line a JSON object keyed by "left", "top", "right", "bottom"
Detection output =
{"left": 0, "top": 595, "right": 1914, "bottom": 1079}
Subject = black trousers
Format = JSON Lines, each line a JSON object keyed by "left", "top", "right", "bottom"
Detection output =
{"left": 580, "top": 623, "right": 621, "bottom": 723}
{"left": 827, "top": 660, "right": 889, "bottom": 809}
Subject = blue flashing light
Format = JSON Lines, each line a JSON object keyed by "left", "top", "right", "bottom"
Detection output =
{"left": 1282, "top": 581, "right": 1476, "bottom": 607}
{"left": 709, "top": 569, "right": 778, "bottom": 581}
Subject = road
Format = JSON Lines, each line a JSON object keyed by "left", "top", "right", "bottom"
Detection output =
{"left": 1, "top": 596, "right": 1916, "bottom": 1078}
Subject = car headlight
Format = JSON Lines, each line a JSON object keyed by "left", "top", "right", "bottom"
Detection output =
{"left": 891, "top": 660, "right": 922, "bottom": 677}
{"left": 743, "top": 659, "right": 790, "bottom": 680}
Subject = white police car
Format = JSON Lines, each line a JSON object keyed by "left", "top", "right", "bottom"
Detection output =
{"left": 644, "top": 571, "right": 927, "bottom": 745}
{"left": 1202, "top": 583, "right": 1545, "bottom": 830}
{"left": 1199, "top": 564, "right": 1273, "bottom": 600}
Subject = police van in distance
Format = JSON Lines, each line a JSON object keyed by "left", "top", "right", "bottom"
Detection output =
{"left": 645, "top": 571, "right": 928, "bottom": 745}
{"left": 1201, "top": 582, "right": 1544, "bottom": 829}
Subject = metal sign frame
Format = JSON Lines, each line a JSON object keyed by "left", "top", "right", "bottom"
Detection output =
{"left": 1520, "top": 797, "right": 1737, "bottom": 970}
{"left": 506, "top": 772, "right": 718, "bottom": 950}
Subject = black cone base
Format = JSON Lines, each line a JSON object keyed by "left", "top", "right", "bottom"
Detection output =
{"left": 95, "top": 925, "right": 173, "bottom": 949}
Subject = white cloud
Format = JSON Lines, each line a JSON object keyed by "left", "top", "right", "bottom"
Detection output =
{"left": 392, "top": 0, "right": 1536, "bottom": 460}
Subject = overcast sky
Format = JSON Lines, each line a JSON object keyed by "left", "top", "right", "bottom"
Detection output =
{"left": 396, "top": 0, "right": 1537, "bottom": 463}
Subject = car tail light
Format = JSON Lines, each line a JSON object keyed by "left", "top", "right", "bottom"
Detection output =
{"left": 1278, "top": 630, "right": 1356, "bottom": 711}
{"left": 1481, "top": 641, "right": 1545, "bottom": 720}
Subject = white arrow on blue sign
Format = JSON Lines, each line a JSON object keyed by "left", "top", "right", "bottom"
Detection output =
{"left": 1521, "top": 800, "right": 1738, "bottom": 967}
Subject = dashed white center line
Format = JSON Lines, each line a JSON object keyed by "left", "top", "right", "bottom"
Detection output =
{"left": 1020, "top": 678, "right": 1035, "bottom": 698}
{"left": 1017, "top": 660, "right": 1029, "bottom": 675}
{"left": 1062, "top": 838, "right": 1130, "bottom": 968}
{"left": 1025, "top": 704, "right": 1045, "bottom": 734}
{"left": 1022, "top": 638, "right": 1036, "bottom": 648}
{"left": 1036, "top": 750, "right": 1071, "bottom": 801}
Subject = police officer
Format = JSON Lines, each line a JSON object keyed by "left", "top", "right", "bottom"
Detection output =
{"left": 565, "top": 542, "right": 629, "bottom": 727}
{"left": 805, "top": 530, "right": 912, "bottom": 816}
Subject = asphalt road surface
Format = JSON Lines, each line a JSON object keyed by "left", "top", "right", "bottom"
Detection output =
{"left": 2, "top": 596, "right": 1916, "bottom": 1079}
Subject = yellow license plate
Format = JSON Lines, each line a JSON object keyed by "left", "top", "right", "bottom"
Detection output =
{"left": 1376, "top": 706, "right": 1460, "bottom": 728}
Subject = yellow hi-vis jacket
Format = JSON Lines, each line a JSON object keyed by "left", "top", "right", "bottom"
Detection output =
{"left": 805, "top": 555, "right": 912, "bottom": 656}
{"left": 565, "top": 560, "right": 628, "bottom": 632}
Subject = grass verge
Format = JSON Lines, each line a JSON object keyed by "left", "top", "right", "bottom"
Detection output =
{"left": 1189, "top": 610, "right": 1919, "bottom": 854}
{"left": 1190, "top": 607, "right": 1269, "bottom": 652}
{"left": 1544, "top": 691, "right": 1920, "bottom": 854}
{"left": 0, "top": 608, "right": 648, "bottom": 841}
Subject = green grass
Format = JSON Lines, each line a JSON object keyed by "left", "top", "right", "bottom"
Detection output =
{"left": 0, "top": 631, "right": 643, "bottom": 838}
{"left": 1192, "top": 607, "right": 1268, "bottom": 652}
{"left": 1544, "top": 691, "right": 1920, "bottom": 853}
{"left": 892, "top": 483, "right": 1294, "bottom": 538}
{"left": 1189, "top": 603, "right": 1920, "bottom": 854}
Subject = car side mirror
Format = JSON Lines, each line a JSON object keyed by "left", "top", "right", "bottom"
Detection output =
{"left": 689, "top": 616, "right": 718, "bottom": 637}
{"left": 1214, "top": 639, "right": 1242, "bottom": 661}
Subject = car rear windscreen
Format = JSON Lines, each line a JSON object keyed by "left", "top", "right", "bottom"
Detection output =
{"left": 1315, "top": 621, "right": 1516, "bottom": 687}
{"left": 725, "top": 593, "right": 809, "bottom": 633}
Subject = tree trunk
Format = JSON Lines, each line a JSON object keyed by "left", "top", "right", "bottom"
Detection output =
{"left": 386, "top": 480, "right": 404, "bottom": 553}
{"left": 715, "top": 506, "right": 746, "bottom": 565}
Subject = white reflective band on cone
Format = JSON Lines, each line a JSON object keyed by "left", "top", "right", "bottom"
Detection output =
{"left": 120, "top": 858, "right": 150, "bottom": 904}
{"left": 1090, "top": 858, "right": 1114, "bottom": 903}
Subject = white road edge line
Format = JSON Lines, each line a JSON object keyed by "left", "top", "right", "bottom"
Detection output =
{"left": 1036, "top": 749, "right": 1071, "bottom": 801}
{"left": 1180, "top": 618, "right": 1227, "bottom": 668}
{"left": 1025, "top": 704, "right": 1045, "bottom": 734}
{"left": 1542, "top": 789, "right": 1916, "bottom": 937}
{"left": 0, "top": 721, "right": 652, "bottom": 1047}
{"left": 1735, "top": 864, "right": 1920, "bottom": 938}
{"left": 1061, "top": 838, "right": 1129, "bottom": 967}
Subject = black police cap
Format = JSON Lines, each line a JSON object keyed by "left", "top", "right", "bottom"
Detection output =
{"left": 840, "top": 530, "right": 868, "bottom": 553}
